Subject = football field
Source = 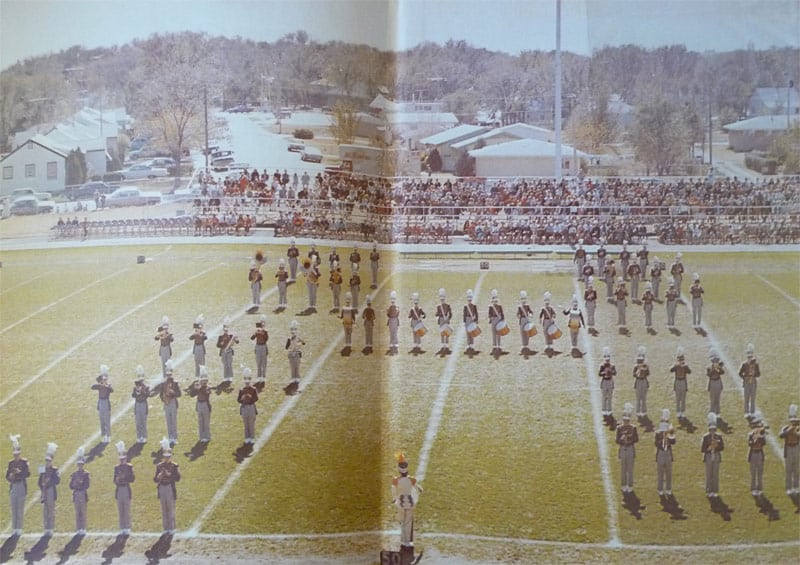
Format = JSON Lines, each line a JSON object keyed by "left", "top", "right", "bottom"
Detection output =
{"left": 0, "top": 242, "right": 798, "bottom": 564}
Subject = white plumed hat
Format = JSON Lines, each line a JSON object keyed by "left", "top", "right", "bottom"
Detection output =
{"left": 411, "top": 292, "right": 419, "bottom": 302}
{"left": 790, "top": 404, "right": 799, "bottom": 421}
{"left": 544, "top": 291, "right": 551, "bottom": 303}
{"left": 519, "top": 290, "right": 528, "bottom": 300}
{"left": 99, "top": 364, "right": 109, "bottom": 377}
{"left": 242, "top": 367, "right": 252, "bottom": 381}
{"left": 161, "top": 316, "right": 170, "bottom": 327}
{"left": 390, "top": 290, "right": 398, "bottom": 301}
{"left": 707, "top": 412, "right": 717, "bottom": 429}
{"left": 76, "top": 446, "right": 85, "bottom": 464}
{"left": 199, "top": 365, "right": 208, "bottom": 379}
{"left": 45, "top": 442, "right": 58, "bottom": 461}
{"left": 438, "top": 288, "right": 446, "bottom": 299}
{"left": 164, "top": 359, "right": 174, "bottom": 376}
{"left": 160, "top": 437, "right": 172, "bottom": 456}
{"left": 636, "top": 346, "right": 646, "bottom": 360}
{"left": 602, "top": 346, "right": 611, "bottom": 359}
{"left": 466, "top": 289, "right": 474, "bottom": 299}
{"left": 9, "top": 435, "right": 21, "bottom": 454}
{"left": 661, "top": 408, "right": 670, "bottom": 422}
{"left": 135, "top": 365, "right": 145, "bottom": 379}
{"left": 587, "top": 276, "right": 594, "bottom": 285}
{"left": 116, "top": 441, "right": 127, "bottom": 458}
{"left": 290, "top": 320, "right": 298, "bottom": 331}
{"left": 622, "top": 402, "right": 633, "bottom": 419}
{"left": 693, "top": 272, "right": 700, "bottom": 281}
{"left": 195, "top": 314, "right": 205, "bottom": 327}
{"left": 746, "top": 343, "right": 755, "bottom": 357}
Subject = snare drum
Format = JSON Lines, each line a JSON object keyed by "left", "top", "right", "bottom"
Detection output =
{"left": 466, "top": 322, "right": 481, "bottom": 338}
{"left": 413, "top": 321, "right": 427, "bottom": 337}
{"left": 523, "top": 322, "right": 538, "bottom": 337}
{"left": 439, "top": 324, "right": 453, "bottom": 338}
{"left": 546, "top": 324, "right": 562, "bottom": 340}
{"left": 495, "top": 320, "right": 510, "bottom": 336}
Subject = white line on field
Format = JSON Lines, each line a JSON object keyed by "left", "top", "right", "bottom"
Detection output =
{"left": 681, "top": 293, "right": 786, "bottom": 465}
{"left": 0, "top": 264, "right": 221, "bottom": 410}
{"left": 0, "top": 268, "right": 129, "bottom": 335}
{"left": 4, "top": 283, "right": 280, "bottom": 533}
{"left": 415, "top": 273, "right": 486, "bottom": 482}
{"left": 756, "top": 274, "right": 800, "bottom": 308}
{"left": 0, "top": 270, "right": 52, "bottom": 296}
{"left": 574, "top": 280, "right": 620, "bottom": 547}
{"left": 186, "top": 274, "right": 395, "bottom": 535}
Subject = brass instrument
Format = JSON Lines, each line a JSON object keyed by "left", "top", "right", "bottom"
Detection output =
{"left": 223, "top": 333, "right": 238, "bottom": 353}
{"left": 156, "top": 464, "right": 172, "bottom": 483}
{"left": 709, "top": 434, "right": 721, "bottom": 454}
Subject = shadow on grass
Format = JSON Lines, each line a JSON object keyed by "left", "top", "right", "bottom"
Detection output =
{"left": 126, "top": 441, "right": 144, "bottom": 461}
{"left": 792, "top": 492, "right": 800, "bottom": 514}
{"left": 295, "top": 307, "right": 317, "bottom": 316}
{"left": 101, "top": 533, "right": 128, "bottom": 565}
{"left": 520, "top": 347, "right": 536, "bottom": 359}
{"left": 660, "top": 494, "right": 688, "bottom": 520}
{"left": 638, "top": 415, "right": 654, "bottom": 433}
{"left": 709, "top": 496, "right": 734, "bottom": 521}
{"left": 23, "top": 532, "right": 51, "bottom": 563}
{"left": 622, "top": 490, "right": 645, "bottom": 519}
{"left": 233, "top": 442, "right": 254, "bottom": 463}
{"left": 184, "top": 440, "right": 208, "bottom": 462}
{"left": 340, "top": 346, "right": 352, "bottom": 357}
{"left": 55, "top": 532, "right": 84, "bottom": 565}
{"left": 755, "top": 494, "right": 780, "bottom": 521}
{"left": 588, "top": 328, "right": 599, "bottom": 337}
{"left": 604, "top": 415, "right": 618, "bottom": 431}
{"left": 84, "top": 441, "right": 108, "bottom": 465}
{"left": 213, "top": 381, "right": 234, "bottom": 395}
{"left": 677, "top": 416, "right": 697, "bottom": 434}
{"left": 0, "top": 532, "right": 21, "bottom": 564}
{"left": 570, "top": 348, "right": 584, "bottom": 358}
{"left": 144, "top": 532, "right": 173, "bottom": 565}
{"left": 669, "top": 327, "right": 682, "bottom": 336}
{"left": 544, "top": 348, "right": 562, "bottom": 358}
{"left": 618, "top": 327, "right": 631, "bottom": 337}
{"left": 716, "top": 417, "right": 733, "bottom": 435}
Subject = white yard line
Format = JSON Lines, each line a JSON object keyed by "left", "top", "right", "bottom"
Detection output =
{"left": 0, "top": 270, "right": 52, "bottom": 296}
{"left": 574, "top": 280, "right": 620, "bottom": 547}
{"left": 415, "top": 273, "right": 486, "bottom": 482}
{"left": 0, "top": 268, "right": 129, "bottom": 335}
{"left": 756, "top": 274, "right": 800, "bottom": 308}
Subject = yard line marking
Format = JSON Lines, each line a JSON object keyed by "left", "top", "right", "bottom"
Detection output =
{"left": 756, "top": 274, "right": 800, "bottom": 308}
{"left": 0, "top": 270, "right": 53, "bottom": 296}
{"left": 5, "top": 284, "right": 280, "bottom": 532}
{"left": 575, "top": 280, "right": 620, "bottom": 547}
{"left": 416, "top": 273, "right": 486, "bottom": 482}
{"left": 0, "top": 264, "right": 221, "bottom": 410}
{"left": 682, "top": 292, "right": 785, "bottom": 462}
{"left": 187, "top": 274, "right": 395, "bottom": 535}
{"left": 0, "top": 269, "right": 129, "bottom": 335}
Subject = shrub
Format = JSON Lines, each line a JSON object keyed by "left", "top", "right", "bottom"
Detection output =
{"left": 293, "top": 128, "right": 314, "bottom": 140}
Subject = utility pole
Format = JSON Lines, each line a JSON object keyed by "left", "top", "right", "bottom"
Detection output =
{"left": 554, "top": 0, "right": 562, "bottom": 180}
{"left": 204, "top": 85, "right": 209, "bottom": 170}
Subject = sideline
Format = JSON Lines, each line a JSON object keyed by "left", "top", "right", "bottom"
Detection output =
{"left": 756, "top": 274, "right": 800, "bottom": 308}
{"left": 0, "top": 270, "right": 53, "bottom": 296}
{"left": 574, "top": 280, "right": 620, "bottom": 546}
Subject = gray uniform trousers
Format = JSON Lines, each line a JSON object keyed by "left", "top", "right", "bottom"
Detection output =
{"left": 704, "top": 452, "right": 721, "bottom": 494}
{"left": 489, "top": 315, "right": 501, "bottom": 348}
{"left": 278, "top": 280, "right": 288, "bottom": 306}
{"left": 518, "top": 318, "right": 531, "bottom": 347}
{"left": 288, "top": 351, "right": 301, "bottom": 381}
{"left": 159, "top": 346, "right": 171, "bottom": 377}
{"left": 164, "top": 399, "right": 178, "bottom": 442}
{"left": 42, "top": 485, "right": 57, "bottom": 530}
{"left": 9, "top": 481, "right": 26, "bottom": 531}
{"left": 116, "top": 485, "right": 132, "bottom": 530}
{"left": 73, "top": 489, "right": 88, "bottom": 532}
{"left": 221, "top": 349, "right": 234, "bottom": 381}
{"left": 630, "top": 277, "right": 640, "bottom": 300}
{"left": 371, "top": 261, "right": 379, "bottom": 287}
{"left": 240, "top": 404, "right": 257, "bottom": 441}
{"left": 692, "top": 297, "right": 703, "bottom": 325}
{"left": 585, "top": 301, "right": 596, "bottom": 327}
{"left": 651, "top": 277, "right": 661, "bottom": 299}
{"left": 674, "top": 379, "right": 688, "bottom": 415}
{"left": 785, "top": 442, "right": 800, "bottom": 492}
{"left": 255, "top": 344, "right": 268, "bottom": 381}
{"left": 135, "top": 400, "right": 148, "bottom": 441}
{"left": 364, "top": 320, "right": 374, "bottom": 347}
{"left": 251, "top": 281, "right": 261, "bottom": 305}
{"left": 634, "top": 378, "right": 649, "bottom": 415}
{"left": 643, "top": 303, "right": 653, "bottom": 327}
{"left": 350, "top": 285, "right": 359, "bottom": 309}
{"left": 708, "top": 378, "right": 723, "bottom": 415}
{"left": 196, "top": 401, "right": 211, "bottom": 442}
{"left": 619, "top": 445, "right": 635, "bottom": 489}
{"left": 331, "top": 283, "right": 340, "bottom": 309}
{"left": 98, "top": 398, "right": 111, "bottom": 438}
{"left": 656, "top": 448, "right": 673, "bottom": 492}
{"left": 157, "top": 483, "right": 176, "bottom": 532}
{"left": 307, "top": 281, "right": 318, "bottom": 307}
{"left": 749, "top": 450, "right": 765, "bottom": 492}
{"left": 193, "top": 345, "right": 205, "bottom": 377}
{"left": 288, "top": 257, "right": 298, "bottom": 280}
{"left": 542, "top": 318, "right": 555, "bottom": 347}
{"left": 616, "top": 299, "right": 627, "bottom": 326}
{"left": 601, "top": 379, "right": 614, "bottom": 414}
{"left": 666, "top": 299, "right": 677, "bottom": 326}
{"left": 388, "top": 318, "right": 400, "bottom": 348}
{"left": 397, "top": 507, "right": 415, "bottom": 547}
{"left": 743, "top": 379, "right": 757, "bottom": 415}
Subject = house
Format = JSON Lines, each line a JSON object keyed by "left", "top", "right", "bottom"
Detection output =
{"left": 419, "top": 124, "right": 490, "bottom": 172}
{"left": 468, "top": 138, "right": 588, "bottom": 177}
{"left": 0, "top": 134, "right": 68, "bottom": 197}
{"left": 451, "top": 123, "right": 554, "bottom": 153}
{"left": 723, "top": 114, "right": 800, "bottom": 152}
{"left": 747, "top": 87, "right": 800, "bottom": 116}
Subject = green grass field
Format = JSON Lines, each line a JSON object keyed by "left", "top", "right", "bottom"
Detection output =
{"left": 0, "top": 243, "right": 798, "bottom": 563}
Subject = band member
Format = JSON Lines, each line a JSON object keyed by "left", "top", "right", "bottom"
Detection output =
{"left": 38, "top": 442, "right": 60, "bottom": 535}
{"left": 187, "top": 367, "right": 212, "bottom": 443}
{"left": 155, "top": 315, "right": 173, "bottom": 378}
{"left": 154, "top": 438, "right": 181, "bottom": 535}
{"left": 779, "top": 404, "right": 800, "bottom": 495}
{"left": 707, "top": 349, "right": 725, "bottom": 419}
{"left": 603, "top": 259, "right": 617, "bottom": 299}
{"left": 655, "top": 409, "right": 676, "bottom": 496}
{"left": 6, "top": 435, "right": 29, "bottom": 536}
{"left": 217, "top": 320, "right": 239, "bottom": 383}
{"left": 409, "top": 292, "right": 427, "bottom": 353}
{"left": 596, "top": 242, "right": 608, "bottom": 277}
{"left": 619, "top": 241, "right": 631, "bottom": 280}
{"left": 285, "top": 320, "right": 305, "bottom": 390}
{"left": 69, "top": 447, "right": 90, "bottom": 535}
{"left": 305, "top": 259, "right": 321, "bottom": 311}
{"left": 701, "top": 413, "right": 724, "bottom": 498}
{"left": 573, "top": 239, "right": 586, "bottom": 280}
{"left": 627, "top": 261, "right": 642, "bottom": 301}
{"left": 614, "top": 277, "right": 628, "bottom": 327}
{"left": 517, "top": 290, "right": 535, "bottom": 353}
{"left": 638, "top": 281, "right": 654, "bottom": 329}
{"left": 616, "top": 403, "right": 639, "bottom": 493}
{"left": 392, "top": 453, "right": 423, "bottom": 556}
{"left": 329, "top": 261, "right": 343, "bottom": 313}
{"left": 159, "top": 360, "right": 181, "bottom": 447}
{"left": 340, "top": 292, "right": 357, "bottom": 348}
{"left": 308, "top": 242, "right": 321, "bottom": 267}
{"left": 348, "top": 269, "right": 361, "bottom": 310}
{"left": 91, "top": 365, "right": 113, "bottom": 443}
{"left": 362, "top": 295, "right": 376, "bottom": 352}
{"left": 189, "top": 315, "right": 207, "bottom": 378}
{"left": 670, "top": 347, "right": 692, "bottom": 419}
{"left": 584, "top": 277, "right": 598, "bottom": 330}
{"left": 436, "top": 288, "right": 453, "bottom": 353}
{"left": 650, "top": 256, "right": 663, "bottom": 300}
{"left": 287, "top": 239, "right": 300, "bottom": 282}
{"left": 387, "top": 291, "right": 401, "bottom": 354}
{"left": 633, "top": 346, "right": 650, "bottom": 417}
{"left": 665, "top": 278, "right": 679, "bottom": 328}
{"left": 690, "top": 273, "right": 704, "bottom": 328}
{"left": 113, "top": 441, "right": 134, "bottom": 535}
{"left": 238, "top": 368, "right": 259, "bottom": 443}
{"left": 275, "top": 259, "right": 289, "bottom": 309}
{"left": 540, "top": 292, "right": 557, "bottom": 353}
{"left": 747, "top": 411, "right": 768, "bottom": 496}
{"left": 349, "top": 245, "right": 361, "bottom": 273}
{"left": 599, "top": 347, "right": 616, "bottom": 418}
{"left": 563, "top": 295, "right": 584, "bottom": 353}
{"left": 328, "top": 246, "right": 340, "bottom": 271}
{"left": 581, "top": 254, "right": 595, "bottom": 286}
{"left": 132, "top": 366, "right": 150, "bottom": 444}
{"left": 636, "top": 243, "right": 649, "bottom": 278}
{"left": 369, "top": 242, "right": 380, "bottom": 289}
{"left": 251, "top": 315, "right": 269, "bottom": 383}
{"left": 463, "top": 289, "right": 479, "bottom": 354}
{"left": 488, "top": 289, "right": 505, "bottom": 354}
{"left": 670, "top": 252, "right": 685, "bottom": 297}
{"left": 248, "top": 259, "right": 263, "bottom": 308}
{"left": 739, "top": 343, "right": 760, "bottom": 420}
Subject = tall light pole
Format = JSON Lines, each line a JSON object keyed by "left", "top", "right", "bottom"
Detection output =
{"left": 554, "top": 0, "right": 562, "bottom": 180}
{"left": 787, "top": 75, "right": 794, "bottom": 130}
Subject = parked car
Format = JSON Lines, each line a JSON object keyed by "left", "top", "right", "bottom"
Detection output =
{"left": 210, "top": 149, "right": 234, "bottom": 160}
{"left": 119, "top": 164, "right": 169, "bottom": 180}
{"left": 10, "top": 187, "right": 37, "bottom": 201}
{"left": 128, "top": 147, "right": 171, "bottom": 161}
{"left": 66, "top": 181, "right": 115, "bottom": 201}
{"left": 10, "top": 195, "right": 54, "bottom": 215}
{"left": 300, "top": 146, "right": 323, "bottom": 163}
{"left": 227, "top": 104, "right": 253, "bottom": 113}
{"left": 287, "top": 140, "right": 305, "bottom": 152}
{"left": 202, "top": 141, "right": 221, "bottom": 155}
{"left": 210, "top": 156, "right": 235, "bottom": 171}
{"left": 105, "top": 187, "right": 162, "bottom": 207}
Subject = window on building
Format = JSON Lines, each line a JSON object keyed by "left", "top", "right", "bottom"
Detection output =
{"left": 2, "top": 166, "right": 12, "bottom": 180}
{"left": 25, "top": 164, "right": 35, "bottom": 178}
{"left": 47, "top": 161, "right": 57, "bottom": 180}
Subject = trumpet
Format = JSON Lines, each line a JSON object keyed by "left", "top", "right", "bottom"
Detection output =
{"left": 156, "top": 465, "right": 172, "bottom": 483}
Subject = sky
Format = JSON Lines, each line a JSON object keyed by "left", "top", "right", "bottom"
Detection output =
{"left": 0, "top": 0, "right": 798, "bottom": 70}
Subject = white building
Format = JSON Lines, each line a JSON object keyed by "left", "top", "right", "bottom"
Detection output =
{"left": 1, "top": 134, "right": 68, "bottom": 197}
{"left": 468, "top": 138, "right": 588, "bottom": 177}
